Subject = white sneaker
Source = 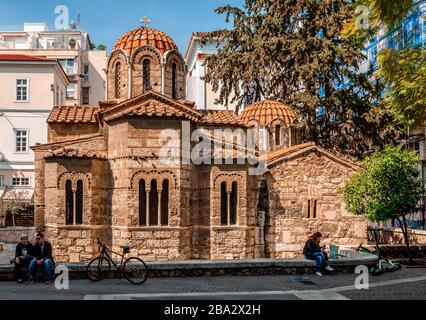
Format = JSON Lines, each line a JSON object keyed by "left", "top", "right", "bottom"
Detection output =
{"left": 325, "top": 266, "right": 335, "bottom": 272}
{"left": 316, "top": 272, "right": 323, "bottom": 277}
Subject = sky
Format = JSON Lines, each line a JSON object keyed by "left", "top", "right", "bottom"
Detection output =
{"left": 0, "top": 0, "right": 241, "bottom": 55}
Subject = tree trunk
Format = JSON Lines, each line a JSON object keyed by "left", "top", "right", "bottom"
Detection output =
{"left": 397, "top": 216, "right": 413, "bottom": 263}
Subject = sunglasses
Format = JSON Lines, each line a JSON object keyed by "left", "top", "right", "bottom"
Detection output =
{"left": 36, "top": 238, "right": 41, "bottom": 240}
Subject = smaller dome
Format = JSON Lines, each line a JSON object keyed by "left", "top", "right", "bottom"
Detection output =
{"left": 239, "top": 100, "right": 297, "bottom": 127}
{"left": 113, "top": 27, "right": 178, "bottom": 56}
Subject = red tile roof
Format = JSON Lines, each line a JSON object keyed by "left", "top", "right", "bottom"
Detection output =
{"left": 113, "top": 27, "right": 178, "bottom": 56}
{"left": 48, "top": 106, "right": 100, "bottom": 124}
{"left": 239, "top": 100, "right": 298, "bottom": 127}
{"left": 100, "top": 91, "right": 203, "bottom": 123}
{"left": 199, "top": 110, "right": 243, "bottom": 127}
{"left": 0, "top": 54, "right": 57, "bottom": 62}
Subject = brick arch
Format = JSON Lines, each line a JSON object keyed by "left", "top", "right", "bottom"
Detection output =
{"left": 130, "top": 46, "right": 163, "bottom": 96}
{"left": 130, "top": 46, "right": 162, "bottom": 66}
{"left": 213, "top": 173, "right": 244, "bottom": 192}
{"left": 57, "top": 172, "right": 91, "bottom": 191}
{"left": 164, "top": 50, "right": 185, "bottom": 99}
{"left": 130, "top": 170, "right": 178, "bottom": 191}
{"left": 107, "top": 50, "right": 129, "bottom": 100}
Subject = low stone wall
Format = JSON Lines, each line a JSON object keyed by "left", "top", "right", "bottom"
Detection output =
{"left": 369, "top": 228, "right": 426, "bottom": 245}
{"left": 0, "top": 250, "right": 378, "bottom": 281}
{"left": 0, "top": 227, "right": 36, "bottom": 243}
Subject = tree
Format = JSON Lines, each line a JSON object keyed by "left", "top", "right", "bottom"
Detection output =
{"left": 343, "top": 145, "right": 423, "bottom": 262}
{"left": 344, "top": 0, "right": 426, "bottom": 126}
{"left": 97, "top": 43, "right": 107, "bottom": 51}
{"left": 204, "top": 0, "right": 400, "bottom": 158}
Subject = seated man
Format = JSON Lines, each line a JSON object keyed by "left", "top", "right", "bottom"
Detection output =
{"left": 14, "top": 235, "right": 35, "bottom": 284}
{"left": 27, "top": 233, "right": 54, "bottom": 284}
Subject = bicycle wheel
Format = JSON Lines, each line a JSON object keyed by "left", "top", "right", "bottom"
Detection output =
{"left": 86, "top": 256, "right": 112, "bottom": 282}
{"left": 123, "top": 257, "right": 148, "bottom": 285}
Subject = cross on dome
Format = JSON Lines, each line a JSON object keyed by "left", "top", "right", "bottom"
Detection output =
{"left": 140, "top": 16, "right": 151, "bottom": 28}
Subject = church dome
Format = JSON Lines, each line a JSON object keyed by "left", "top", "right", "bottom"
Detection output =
{"left": 113, "top": 27, "right": 178, "bottom": 56}
{"left": 239, "top": 100, "right": 298, "bottom": 127}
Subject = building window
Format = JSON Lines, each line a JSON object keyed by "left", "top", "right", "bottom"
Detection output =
{"left": 56, "top": 85, "right": 59, "bottom": 105}
{"left": 149, "top": 180, "right": 159, "bottom": 226}
{"left": 307, "top": 199, "right": 318, "bottom": 219}
{"left": 60, "top": 59, "right": 75, "bottom": 75}
{"left": 12, "top": 177, "right": 30, "bottom": 186}
{"left": 161, "top": 180, "right": 169, "bottom": 226}
{"left": 220, "top": 181, "right": 238, "bottom": 226}
{"left": 66, "top": 84, "right": 75, "bottom": 99}
{"left": 83, "top": 64, "right": 89, "bottom": 81}
{"left": 0, "top": 175, "right": 4, "bottom": 187}
{"left": 220, "top": 182, "right": 228, "bottom": 225}
{"left": 15, "top": 129, "right": 29, "bottom": 153}
{"left": 82, "top": 88, "right": 90, "bottom": 105}
{"left": 66, "top": 180, "right": 73, "bottom": 225}
{"left": 143, "top": 59, "right": 150, "bottom": 91}
{"left": 139, "top": 178, "right": 170, "bottom": 227}
{"left": 139, "top": 179, "right": 147, "bottom": 226}
{"left": 16, "top": 79, "right": 29, "bottom": 102}
{"left": 172, "top": 63, "right": 177, "bottom": 99}
{"left": 275, "top": 125, "right": 281, "bottom": 146}
{"left": 65, "top": 179, "right": 84, "bottom": 226}
{"left": 114, "top": 62, "right": 121, "bottom": 99}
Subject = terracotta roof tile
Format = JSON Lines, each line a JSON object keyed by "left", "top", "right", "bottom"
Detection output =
{"left": 47, "top": 106, "right": 100, "bottom": 124}
{"left": 240, "top": 100, "right": 298, "bottom": 127}
{"left": 0, "top": 54, "right": 57, "bottom": 62}
{"left": 113, "top": 27, "right": 178, "bottom": 55}
{"left": 199, "top": 110, "right": 243, "bottom": 127}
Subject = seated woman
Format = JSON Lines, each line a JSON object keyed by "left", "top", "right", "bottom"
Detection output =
{"left": 303, "top": 232, "right": 334, "bottom": 277}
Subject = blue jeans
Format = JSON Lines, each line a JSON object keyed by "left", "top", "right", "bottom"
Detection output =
{"left": 306, "top": 252, "right": 329, "bottom": 273}
{"left": 29, "top": 259, "right": 52, "bottom": 281}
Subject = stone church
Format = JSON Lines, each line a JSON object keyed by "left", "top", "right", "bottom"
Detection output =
{"left": 32, "top": 26, "right": 367, "bottom": 263}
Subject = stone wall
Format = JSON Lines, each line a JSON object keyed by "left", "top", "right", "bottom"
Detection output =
{"left": 0, "top": 227, "right": 36, "bottom": 244}
{"left": 48, "top": 123, "right": 99, "bottom": 143}
{"left": 370, "top": 228, "right": 426, "bottom": 245}
{"left": 266, "top": 150, "right": 367, "bottom": 258}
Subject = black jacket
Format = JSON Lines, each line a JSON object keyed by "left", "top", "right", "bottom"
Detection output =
{"left": 34, "top": 241, "right": 53, "bottom": 261}
{"left": 15, "top": 243, "right": 35, "bottom": 259}
{"left": 303, "top": 239, "right": 321, "bottom": 258}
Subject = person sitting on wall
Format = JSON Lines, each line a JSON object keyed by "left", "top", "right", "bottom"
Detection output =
{"left": 14, "top": 235, "right": 35, "bottom": 284}
{"left": 303, "top": 232, "right": 334, "bottom": 277}
{"left": 27, "top": 233, "right": 54, "bottom": 284}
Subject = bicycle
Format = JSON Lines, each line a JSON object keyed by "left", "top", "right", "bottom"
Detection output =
{"left": 86, "top": 238, "right": 148, "bottom": 285}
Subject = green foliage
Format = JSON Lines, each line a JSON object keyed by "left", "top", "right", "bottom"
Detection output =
{"left": 343, "top": 145, "right": 423, "bottom": 222}
{"left": 379, "top": 48, "right": 426, "bottom": 127}
{"left": 204, "top": 0, "right": 400, "bottom": 157}
{"left": 97, "top": 43, "right": 107, "bottom": 51}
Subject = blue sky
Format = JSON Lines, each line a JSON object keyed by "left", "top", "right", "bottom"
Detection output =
{"left": 0, "top": 0, "right": 240, "bottom": 54}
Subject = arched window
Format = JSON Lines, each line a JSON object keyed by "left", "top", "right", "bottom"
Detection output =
{"left": 161, "top": 180, "right": 169, "bottom": 226}
{"left": 139, "top": 179, "right": 147, "bottom": 226}
{"left": 230, "top": 182, "right": 238, "bottom": 225}
{"left": 65, "top": 179, "right": 84, "bottom": 225}
{"left": 114, "top": 62, "right": 121, "bottom": 99}
{"left": 65, "top": 180, "right": 73, "bottom": 225}
{"left": 275, "top": 125, "right": 281, "bottom": 146}
{"left": 220, "top": 182, "right": 228, "bottom": 225}
{"left": 143, "top": 59, "right": 151, "bottom": 91}
{"left": 172, "top": 63, "right": 177, "bottom": 99}
{"left": 76, "top": 180, "right": 83, "bottom": 225}
{"left": 149, "top": 180, "right": 159, "bottom": 226}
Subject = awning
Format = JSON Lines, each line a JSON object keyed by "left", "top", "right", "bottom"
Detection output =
{"left": 0, "top": 188, "right": 34, "bottom": 203}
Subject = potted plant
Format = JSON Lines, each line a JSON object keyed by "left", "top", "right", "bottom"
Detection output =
{"left": 69, "top": 38, "right": 77, "bottom": 49}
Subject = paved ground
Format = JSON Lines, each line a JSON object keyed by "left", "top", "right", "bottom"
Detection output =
{"left": 0, "top": 264, "right": 425, "bottom": 300}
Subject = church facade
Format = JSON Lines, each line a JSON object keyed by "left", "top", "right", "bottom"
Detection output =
{"left": 32, "top": 26, "right": 367, "bottom": 263}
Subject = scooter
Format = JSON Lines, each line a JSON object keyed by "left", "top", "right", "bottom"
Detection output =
{"left": 357, "top": 227, "right": 401, "bottom": 276}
